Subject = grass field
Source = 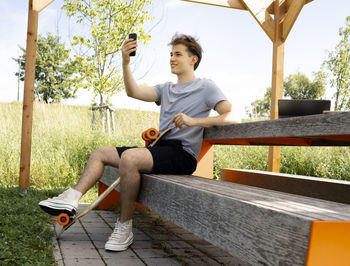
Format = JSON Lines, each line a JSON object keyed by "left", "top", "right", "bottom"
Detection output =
{"left": 0, "top": 101, "right": 349, "bottom": 264}
{"left": 1, "top": 101, "right": 349, "bottom": 190}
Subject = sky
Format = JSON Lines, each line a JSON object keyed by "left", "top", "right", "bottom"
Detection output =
{"left": 0, "top": 0, "right": 349, "bottom": 117}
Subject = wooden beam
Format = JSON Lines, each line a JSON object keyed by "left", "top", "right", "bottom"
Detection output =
{"left": 32, "top": 0, "right": 55, "bottom": 12}
{"left": 239, "top": 0, "right": 276, "bottom": 42}
{"left": 267, "top": 0, "right": 286, "bottom": 173}
{"left": 221, "top": 168, "right": 350, "bottom": 204}
{"left": 181, "top": 0, "right": 247, "bottom": 10}
{"left": 282, "top": 0, "right": 305, "bottom": 41}
{"left": 19, "top": 1, "right": 39, "bottom": 189}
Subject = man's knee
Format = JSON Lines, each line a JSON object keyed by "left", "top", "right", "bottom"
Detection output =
{"left": 90, "top": 146, "right": 119, "bottom": 166}
{"left": 119, "top": 148, "right": 153, "bottom": 174}
{"left": 119, "top": 150, "right": 137, "bottom": 173}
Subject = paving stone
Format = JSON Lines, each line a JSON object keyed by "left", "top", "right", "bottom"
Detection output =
{"left": 91, "top": 240, "right": 106, "bottom": 249}
{"left": 134, "top": 233, "right": 152, "bottom": 242}
{"left": 149, "top": 233, "right": 181, "bottom": 241}
{"left": 131, "top": 240, "right": 154, "bottom": 249}
{"left": 54, "top": 222, "right": 85, "bottom": 235}
{"left": 85, "top": 226, "right": 112, "bottom": 235}
{"left": 104, "top": 258, "right": 145, "bottom": 266}
{"left": 87, "top": 232, "right": 111, "bottom": 241}
{"left": 166, "top": 240, "right": 192, "bottom": 249}
{"left": 143, "top": 257, "right": 182, "bottom": 266}
{"left": 64, "top": 258, "right": 105, "bottom": 266}
{"left": 180, "top": 256, "right": 222, "bottom": 266}
{"left": 59, "top": 240, "right": 95, "bottom": 250}
{"left": 61, "top": 246, "right": 100, "bottom": 259}
{"left": 98, "top": 248, "right": 138, "bottom": 259}
{"left": 52, "top": 209, "right": 246, "bottom": 266}
{"left": 196, "top": 245, "right": 233, "bottom": 257}
{"left": 132, "top": 248, "right": 170, "bottom": 259}
{"left": 52, "top": 236, "right": 63, "bottom": 265}
{"left": 58, "top": 233, "right": 91, "bottom": 241}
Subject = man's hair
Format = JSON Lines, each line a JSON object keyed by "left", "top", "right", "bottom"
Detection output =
{"left": 169, "top": 34, "right": 203, "bottom": 70}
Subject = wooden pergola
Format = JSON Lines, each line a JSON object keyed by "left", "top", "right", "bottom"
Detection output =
{"left": 19, "top": 0, "right": 312, "bottom": 188}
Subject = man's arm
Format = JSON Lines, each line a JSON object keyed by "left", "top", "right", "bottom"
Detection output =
{"left": 122, "top": 38, "right": 158, "bottom": 102}
{"left": 171, "top": 100, "right": 241, "bottom": 128}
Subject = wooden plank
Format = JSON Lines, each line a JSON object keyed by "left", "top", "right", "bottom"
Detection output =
{"left": 19, "top": 1, "right": 39, "bottom": 189}
{"left": 221, "top": 168, "right": 350, "bottom": 204}
{"left": 282, "top": 0, "right": 305, "bottom": 41}
{"left": 240, "top": 0, "right": 276, "bottom": 42}
{"left": 203, "top": 112, "right": 350, "bottom": 142}
{"left": 99, "top": 167, "right": 350, "bottom": 264}
{"left": 181, "top": 0, "right": 247, "bottom": 10}
{"left": 136, "top": 174, "right": 350, "bottom": 265}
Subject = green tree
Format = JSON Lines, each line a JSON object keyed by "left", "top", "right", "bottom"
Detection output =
{"left": 14, "top": 33, "right": 78, "bottom": 103}
{"left": 324, "top": 16, "right": 350, "bottom": 110}
{"left": 284, "top": 71, "right": 326, "bottom": 100}
{"left": 250, "top": 87, "right": 271, "bottom": 118}
{"left": 249, "top": 71, "right": 326, "bottom": 117}
{"left": 62, "top": 0, "right": 153, "bottom": 106}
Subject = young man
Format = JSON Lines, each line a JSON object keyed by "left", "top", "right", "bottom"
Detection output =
{"left": 39, "top": 33, "right": 240, "bottom": 251}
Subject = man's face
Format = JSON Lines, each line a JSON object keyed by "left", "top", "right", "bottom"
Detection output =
{"left": 170, "top": 44, "right": 196, "bottom": 75}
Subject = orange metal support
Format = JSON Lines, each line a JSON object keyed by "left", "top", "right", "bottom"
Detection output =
{"left": 193, "top": 140, "right": 214, "bottom": 178}
{"left": 98, "top": 182, "right": 149, "bottom": 211}
{"left": 306, "top": 221, "right": 350, "bottom": 266}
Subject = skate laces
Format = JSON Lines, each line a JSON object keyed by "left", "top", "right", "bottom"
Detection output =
{"left": 109, "top": 220, "right": 131, "bottom": 240}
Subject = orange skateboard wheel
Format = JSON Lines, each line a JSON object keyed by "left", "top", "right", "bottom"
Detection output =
{"left": 142, "top": 130, "right": 148, "bottom": 141}
{"left": 58, "top": 213, "right": 70, "bottom": 226}
{"left": 146, "top": 128, "right": 158, "bottom": 140}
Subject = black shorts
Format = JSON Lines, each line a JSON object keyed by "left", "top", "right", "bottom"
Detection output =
{"left": 116, "top": 139, "right": 197, "bottom": 175}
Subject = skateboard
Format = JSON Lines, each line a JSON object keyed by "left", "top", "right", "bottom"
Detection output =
{"left": 142, "top": 127, "right": 172, "bottom": 147}
{"left": 55, "top": 127, "right": 172, "bottom": 239}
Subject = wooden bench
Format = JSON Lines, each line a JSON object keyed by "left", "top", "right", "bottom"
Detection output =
{"left": 98, "top": 112, "right": 350, "bottom": 265}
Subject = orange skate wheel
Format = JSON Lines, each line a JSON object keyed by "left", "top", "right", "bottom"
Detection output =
{"left": 142, "top": 130, "right": 149, "bottom": 141}
{"left": 58, "top": 213, "right": 70, "bottom": 226}
{"left": 146, "top": 128, "right": 158, "bottom": 140}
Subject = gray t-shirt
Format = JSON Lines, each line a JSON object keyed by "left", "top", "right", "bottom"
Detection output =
{"left": 154, "top": 78, "right": 227, "bottom": 158}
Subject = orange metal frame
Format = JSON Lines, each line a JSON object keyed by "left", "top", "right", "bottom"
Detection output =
{"left": 306, "top": 221, "right": 350, "bottom": 266}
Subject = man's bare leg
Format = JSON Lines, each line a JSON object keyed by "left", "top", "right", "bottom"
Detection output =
{"left": 74, "top": 146, "right": 121, "bottom": 195}
{"left": 73, "top": 146, "right": 153, "bottom": 223}
{"left": 118, "top": 148, "right": 153, "bottom": 223}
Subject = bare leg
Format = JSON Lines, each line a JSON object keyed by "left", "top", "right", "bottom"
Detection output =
{"left": 118, "top": 148, "right": 153, "bottom": 223}
{"left": 74, "top": 147, "right": 120, "bottom": 195}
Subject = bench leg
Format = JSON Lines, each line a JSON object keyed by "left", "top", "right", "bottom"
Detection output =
{"left": 306, "top": 221, "right": 350, "bottom": 266}
{"left": 192, "top": 140, "right": 214, "bottom": 178}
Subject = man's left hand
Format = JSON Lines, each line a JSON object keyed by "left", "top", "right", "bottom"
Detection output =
{"left": 171, "top": 113, "right": 196, "bottom": 128}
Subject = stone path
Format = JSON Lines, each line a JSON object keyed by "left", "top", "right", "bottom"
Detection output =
{"left": 52, "top": 204, "right": 247, "bottom": 266}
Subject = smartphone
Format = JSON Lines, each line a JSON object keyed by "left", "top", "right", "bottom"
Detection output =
{"left": 129, "top": 33, "right": 137, "bottom": 56}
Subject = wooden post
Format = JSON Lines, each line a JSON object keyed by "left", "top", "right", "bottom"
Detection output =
{"left": 268, "top": 0, "right": 285, "bottom": 172}
{"left": 106, "top": 108, "right": 111, "bottom": 135}
{"left": 19, "top": 0, "right": 39, "bottom": 189}
{"left": 110, "top": 109, "right": 115, "bottom": 132}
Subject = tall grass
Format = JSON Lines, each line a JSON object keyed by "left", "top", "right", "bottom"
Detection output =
{"left": 213, "top": 145, "right": 350, "bottom": 180}
{"left": 0, "top": 102, "right": 159, "bottom": 201}
{"left": 1, "top": 102, "right": 349, "bottom": 198}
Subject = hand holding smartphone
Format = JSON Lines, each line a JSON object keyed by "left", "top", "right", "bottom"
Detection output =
{"left": 129, "top": 33, "right": 137, "bottom": 56}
